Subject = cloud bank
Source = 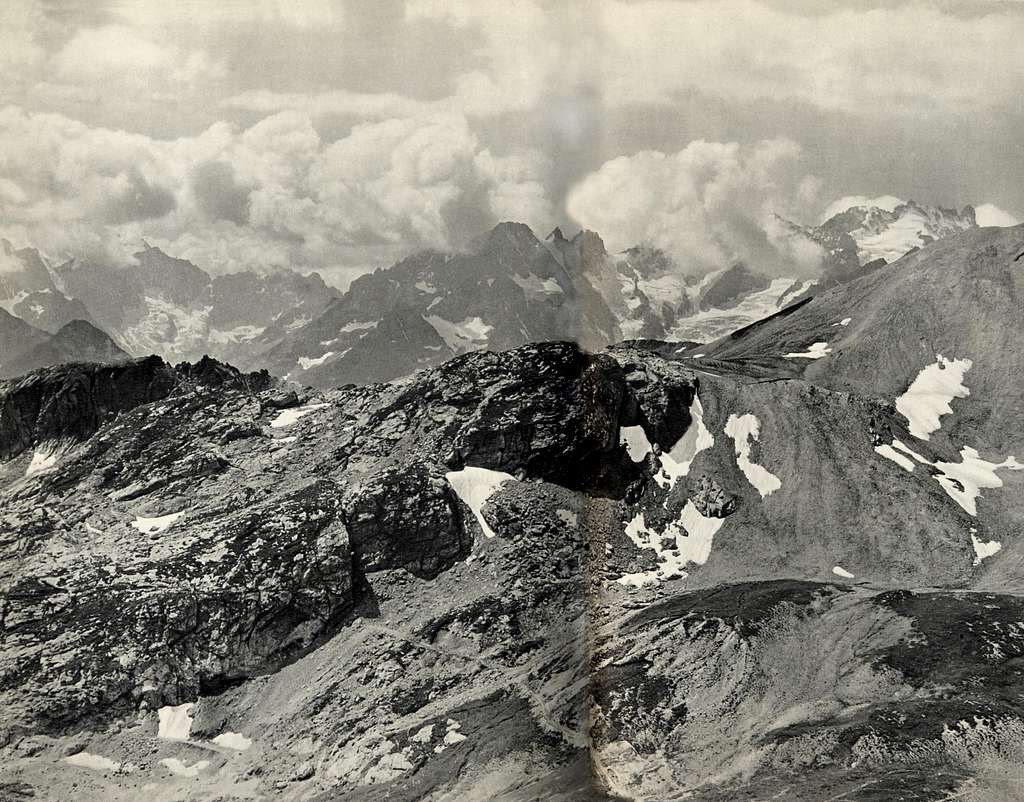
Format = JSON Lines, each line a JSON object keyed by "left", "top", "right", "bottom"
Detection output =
{"left": 567, "top": 138, "right": 825, "bottom": 276}
{"left": 0, "top": 107, "right": 551, "bottom": 285}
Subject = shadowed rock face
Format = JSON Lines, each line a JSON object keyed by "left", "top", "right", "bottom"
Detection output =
{"left": 0, "top": 356, "right": 176, "bottom": 460}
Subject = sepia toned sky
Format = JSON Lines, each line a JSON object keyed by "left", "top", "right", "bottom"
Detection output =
{"left": 1, "top": 0, "right": 1022, "bottom": 285}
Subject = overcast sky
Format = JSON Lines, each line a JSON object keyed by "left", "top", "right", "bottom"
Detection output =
{"left": 1, "top": 0, "right": 1022, "bottom": 286}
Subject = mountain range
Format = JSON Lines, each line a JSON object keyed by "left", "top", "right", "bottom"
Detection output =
{"left": 0, "top": 217, "right": 1021, "bottom": 800}
{"left": 0, "top": 200, "right": 978, "bottom": 387}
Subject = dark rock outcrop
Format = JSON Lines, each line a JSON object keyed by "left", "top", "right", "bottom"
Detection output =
{"left": 343, "top": 465, "right": 470, "bottom": 578}
{"left": 0, "top": 356, "right": 177, "bottom": 460}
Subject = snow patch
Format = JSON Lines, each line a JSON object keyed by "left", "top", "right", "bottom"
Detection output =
{"left": 424, "top": 314, "right": 492, "bottom": 354}
{"left": 297, "top": 352, "right": 334, "bottom": 370}
{"left": 160, "top": 758, "right": 210, "bottom": 777}
{"left": 434, "top": 719, "right": 467, "bottom": 753}
{"left": 270, "top": 402, "right": 329, "bottom": 429}
{"left": 833, "top": 318, "right": 852, "bottom": 327}
{"left": 157, "top": 702, "right": 194, "bottom": 740}
{"left": 832, "top": 566, "right": 855, "bottom": 579}
{"left": 445, "top": 467, "right": 515, "bottom": 539}
{"left": 65, "top": 752, "right": 122, "bottom": 772}
{"left": 208, "top": 324, "right": 264, "bottom": 344}
{"left": 511, "top": 273, "right": 563, "bottom": 295}
{"left": 212, "top": 731, "right": 253, "bottom": 751}
{"left": 785, "top": 342, "right": 831, "bottom": 359}
{"left": 25, "top": 447, "right": 58, "bottom": 477}
{"left": 970, "top": 528, "right": 1002, "bottom": 566}
{"left": 656, "top": 396, "right": 714, "bottom": 489}
{"left": 874, "top": 439, "right": 1021, "bottom": 517}
{"left": 617, "top": 502, "right": 724, "bottom": 586}
{"left": 339, "top": 320, "right": 378, "bottom": 334}
{"left": 132, "top": 511, "right": 184, "bottom": 534}
{"left": 896, "top": 354, "right": 972, "bottom": 440}
{"left": 724, "top": 414, "right": 782, "bottom": 497}
{"left": 619, "top": 426, "right": 653, "bottom": 463}
{"left": 934, "top": 448, "right": 1022, "bottom": 516}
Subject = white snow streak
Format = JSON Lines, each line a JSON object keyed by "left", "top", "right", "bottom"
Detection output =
{"left": 875, "top": 439, "right": 1022, "bottom": 517}
{"left": 160, "top": 758, "right": 210, "bottom": 777}
{"left": 424, "top": 314, "right": 492, "bottom": 353}
{"left": 874, "top": 443, "right": 916, "bottom": 472}
{"left": 297, "top": 351, "right": 335, "bottom": 370}
{"left": 933, "top": 448, "right": 1022, "bottom": 516}
{"left": 212, "top": 732, "right": 253, "bottom": 751}
{"left": 832, "top": 565, "right": 855, "bottom": 579}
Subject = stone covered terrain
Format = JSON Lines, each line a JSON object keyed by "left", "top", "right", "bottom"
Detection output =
{"left": 0, "top": 223, "right": 1022, "bottom": 801}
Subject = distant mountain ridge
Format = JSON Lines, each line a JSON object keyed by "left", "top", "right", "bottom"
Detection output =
{"left": 0, "top": 315, "right": 129, "bottom": 378}
{"left": 0, "top": 199, "right": 981, "bottom": 385}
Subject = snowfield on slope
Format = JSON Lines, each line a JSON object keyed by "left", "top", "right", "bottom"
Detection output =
{"left": 724, "top": 414, "right": 782, "bottom": 497}
{"left": 875, "top": 439, "right": 1022, "bottom": 516}
{"left": 656, "top": 397, "right": 715, "bottom": 489}
{"left": 896, "top": 354, "right": 972, "bottom": 440}
{"left": 617, "top": 502, "right": 724, "bottom": 587}
{"left": 970, "top": 528, "right": 1002, "bottom": 565}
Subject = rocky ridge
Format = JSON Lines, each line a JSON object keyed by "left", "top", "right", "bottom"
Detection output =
{"left": 0, "top": 223, "right": 1020, "bottom": 802}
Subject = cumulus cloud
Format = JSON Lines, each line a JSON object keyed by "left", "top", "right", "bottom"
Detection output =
{"left": 566, "top": 138, "right": 824, "bottom": 276}
{"left": 0, "top": 106, "right": 552, "bottom": 285}
{"left": 975, "top": 203, "right": 1021, "bottom": 227}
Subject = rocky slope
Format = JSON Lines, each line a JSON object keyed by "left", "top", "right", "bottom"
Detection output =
{"left": 1, "top": 216, "right": 1022, "bottom": 802}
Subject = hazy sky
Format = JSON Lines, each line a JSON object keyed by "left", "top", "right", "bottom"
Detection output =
{"left": 1, "top": 0, "right": 1022, "bottom": 286}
